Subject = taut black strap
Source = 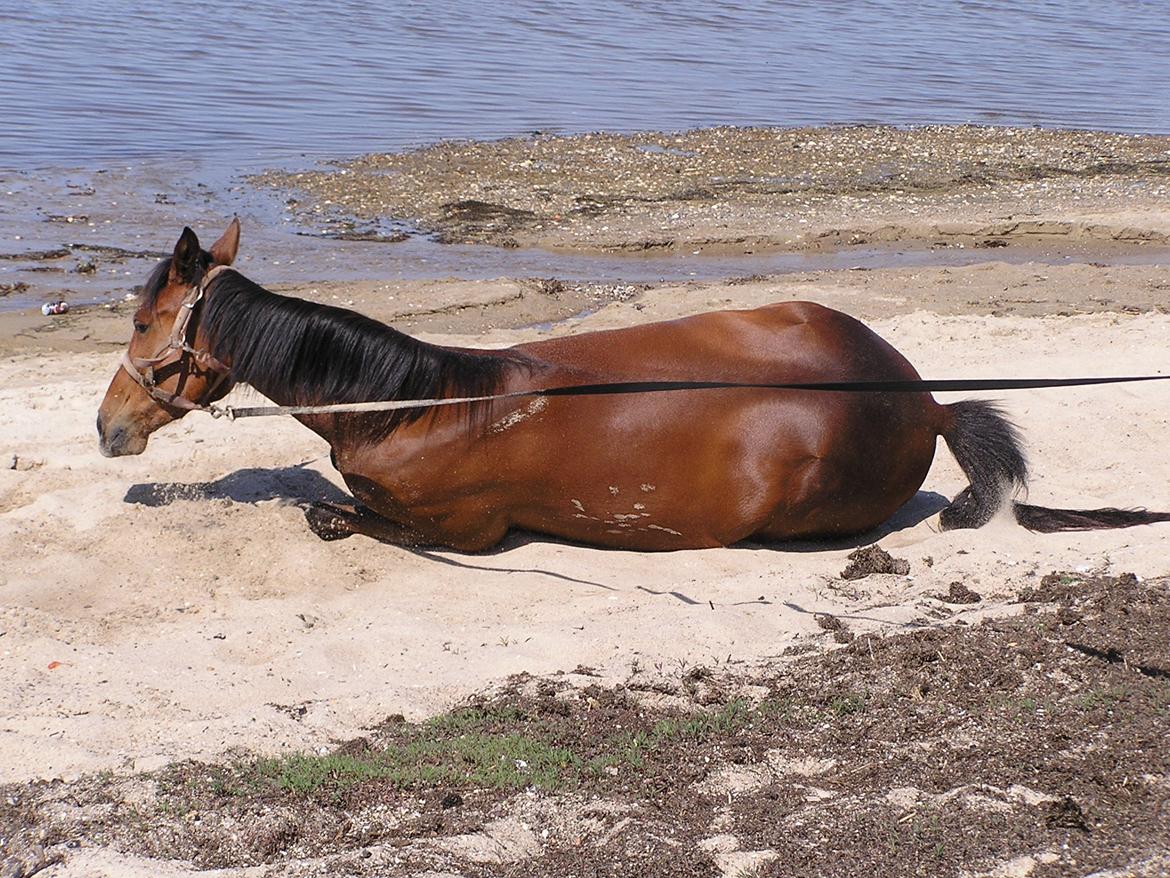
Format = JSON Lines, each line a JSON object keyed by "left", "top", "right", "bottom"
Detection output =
{"left": 211, "top": 373, "right": 1169, "bottom": 420}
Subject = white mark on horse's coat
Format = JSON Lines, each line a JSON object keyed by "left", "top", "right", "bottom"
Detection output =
{"left": 571, "top": 499, "right": 585, "bottom": 511}
{"left": 633, "top": 503, "right": 646, "bottom": 510}
{"left": 640, "top": 484, "right": 656, "bottom": 493}
{"left": 489, "top": 397, "right": 548, "bottom": 434}
{"left": 608, "top": 486, "right": 620, "bottom": 495}
{"left": 646, "top": 523, "right": 682, "bottom": 536}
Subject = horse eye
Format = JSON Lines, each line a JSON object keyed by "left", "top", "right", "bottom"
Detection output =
{"left": 134, "top": 320, "right": 149, "bottom": 334}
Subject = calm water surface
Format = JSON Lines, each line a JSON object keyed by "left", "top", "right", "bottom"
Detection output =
{"left": 2, "top": 1, "right": 1169, "bottom": 170}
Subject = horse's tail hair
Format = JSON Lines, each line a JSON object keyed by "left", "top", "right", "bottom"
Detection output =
{"left": 938, "top": 400, "right": 1027, "bottom": 530}
{"left": 939, "top": 399, "right": 1170, "bottom": 533}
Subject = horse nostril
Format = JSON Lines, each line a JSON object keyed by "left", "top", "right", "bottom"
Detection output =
{"left": 96, "top": 413, "right": 104, "bottom": 436}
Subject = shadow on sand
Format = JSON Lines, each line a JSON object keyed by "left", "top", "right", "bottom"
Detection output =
{"left": 123, "top": 461, "right": 350, "bottom": 508}
{"left": 124, "top": 466, "right": 948, "bottom": 601}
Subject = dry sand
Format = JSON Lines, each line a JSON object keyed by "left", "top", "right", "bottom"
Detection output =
{"left": 2, "top": 126, "right": 1170, "bottom": 875}
{"left": 3, "top": 263, "right": 1170, "bottom": 789}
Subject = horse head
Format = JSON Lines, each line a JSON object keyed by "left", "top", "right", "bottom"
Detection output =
{"left": 97, "top": 220, "right": 240, "bottom": 457}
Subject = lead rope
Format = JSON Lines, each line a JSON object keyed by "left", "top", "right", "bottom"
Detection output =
{"left": 132, "top": 268, "right": 1169, "bottom": 422}
{"left": 206, "top": 374, "right": 1170, "bottom": 421}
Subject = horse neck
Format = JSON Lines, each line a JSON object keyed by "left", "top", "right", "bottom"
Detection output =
{"left": 200, "top": 274, "right": 513, "bottom": 435}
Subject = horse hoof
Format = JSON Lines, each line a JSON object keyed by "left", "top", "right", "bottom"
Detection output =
{"left": 304, "top": 504, "right": 353, "bottom": 541}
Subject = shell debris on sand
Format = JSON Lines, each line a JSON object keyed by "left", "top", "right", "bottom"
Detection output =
{"left": 253, "top": 125, "right": 1170, "bottom": 252}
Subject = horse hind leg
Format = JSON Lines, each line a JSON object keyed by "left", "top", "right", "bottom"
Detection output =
{"left": 303, "top": 501, "right": 427, "bottom": 545}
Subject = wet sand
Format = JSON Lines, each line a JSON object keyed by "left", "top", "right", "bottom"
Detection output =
{"left": 3, "top": 126, "right": 1170, "bottom": 876}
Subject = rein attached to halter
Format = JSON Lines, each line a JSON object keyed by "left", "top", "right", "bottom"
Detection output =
{"left": 207, "top": 374, "right": 1170, "bottom": 421}
{"left": 119, "top": 265, "right": 233, "bottom": 412}
{"left": 121, "top": 265, "right": 1170, "bottom": 421}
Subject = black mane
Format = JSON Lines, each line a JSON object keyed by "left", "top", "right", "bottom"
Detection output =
{"left": 195, "top": 269, "right": 521, "bottom": 440}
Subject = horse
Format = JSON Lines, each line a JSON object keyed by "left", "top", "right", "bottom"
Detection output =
{"left": 96, "top": 221, "right": 1170, "bottom": 551}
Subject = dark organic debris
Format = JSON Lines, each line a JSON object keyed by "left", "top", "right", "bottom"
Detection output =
{"left": 840, "top": 544, "right": 910, "bottom": 580}
{"left": 936, "top": 581, "right": 982, "bottom": 604}
{"left": 442, "top": 199, "right": 535, "bottom": 223}
{"left": 1019, "top": 571, "right": 1139, "bottom": 604}
{"left": 815, "top": 612, "right": 855, "bottom": 643}
{"left": 0, "top": 842, "right": 63, "bottom": 878}
{"left": 1046, "top": 795, "right": 1091, "bottom": 832}
{"left": 1065, "top": 641, "right": 1170, "bottom": 680}
{"left": 71, "top": 243, "right": 169, "bottom": 260}
{"left": 0, "top": 248, "right": 71, "bottom": 261}
{"left": 3, "top": 574, "right": 1169, "bottom": 876}
{"left": 337, "top": 230, "right": 409, "bottom": 243}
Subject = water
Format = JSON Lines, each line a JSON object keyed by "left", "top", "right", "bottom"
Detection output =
{"left": 3, "top": 2, "right": 1169, "bottom": 312}
{"left": 2, "top": 0, "right": 1169, "bottom": 170}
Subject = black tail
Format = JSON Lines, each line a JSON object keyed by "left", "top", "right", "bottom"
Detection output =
{"left": 939, "top": 399, "right": 1170, "bottom": 533}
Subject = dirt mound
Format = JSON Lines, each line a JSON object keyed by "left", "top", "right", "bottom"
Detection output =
{"left": 839, "top": 544, "right": 910, "bottom": 580}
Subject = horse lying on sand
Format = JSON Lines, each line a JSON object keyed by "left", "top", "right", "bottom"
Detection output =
{"left": 97, "top": 221, "right": 1170, "bottom": 550}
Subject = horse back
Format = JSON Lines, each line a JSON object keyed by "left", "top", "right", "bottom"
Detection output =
{"left": 511, "top": 301, "right": 920, "bottom": 386}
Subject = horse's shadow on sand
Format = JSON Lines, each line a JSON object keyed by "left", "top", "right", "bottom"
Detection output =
{"left": 124, "top": 461, "right": 352, "bottom": 508}
{"left": 124, "top": 465, "right": 948, "bottom": 598}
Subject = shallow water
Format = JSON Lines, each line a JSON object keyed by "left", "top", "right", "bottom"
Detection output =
{"left": 3, "top": 0, "right": 1169, "bottom": 170}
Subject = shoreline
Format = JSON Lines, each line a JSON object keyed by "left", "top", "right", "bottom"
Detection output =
{"left": 3, "top": 124, "right": 1170, "bottom": 319}
{"left": 5, "top": 259, "right": 1170, "bottom": 359}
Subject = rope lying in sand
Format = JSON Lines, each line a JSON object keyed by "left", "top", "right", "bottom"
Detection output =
{"left": 207, "top": 374, "right": 1170, "bottom": 420}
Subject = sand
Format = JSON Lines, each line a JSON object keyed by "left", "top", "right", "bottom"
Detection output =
{"left": 3, "top": 261, "right": 1170, "bottom": 789}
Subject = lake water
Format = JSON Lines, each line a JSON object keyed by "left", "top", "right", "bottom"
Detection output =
{"left": 2, "top": 0, "right": 1169, "bottom": 170}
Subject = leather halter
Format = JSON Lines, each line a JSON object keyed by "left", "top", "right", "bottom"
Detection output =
{"left": 119, "top": 264, "right": 233, "bottom": 413}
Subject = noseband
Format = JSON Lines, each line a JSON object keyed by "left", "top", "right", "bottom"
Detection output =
{"left": 119, "top": 264, "right": 232, "bottom": 413}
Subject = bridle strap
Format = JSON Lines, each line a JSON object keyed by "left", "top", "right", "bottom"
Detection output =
{"left": 119, "top": 265, "right": 233, "bottom": 412}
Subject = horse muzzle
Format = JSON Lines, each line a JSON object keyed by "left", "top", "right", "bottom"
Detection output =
{"left": 96, "top": 412, "right": 149, "bottom": 457}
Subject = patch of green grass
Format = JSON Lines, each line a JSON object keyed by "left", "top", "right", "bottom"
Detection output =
{"left": 421, "top": 704, "right": 526, "bottom": 735}
{"left": 169, "top": 695, "right": 779, "bottom": 801}
{"left": 256, "top": 732, "right": 583, "bottom": 796}
{"left": 1072, "top": 687, "right": 1127, "bottom": 712}
{"left": 649, "top": 697, "right": 755, "bottom": 742}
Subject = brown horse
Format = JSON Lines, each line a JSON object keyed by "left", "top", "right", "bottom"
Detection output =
{"left": 97, "top": 221, "right": 1170, "bottom": 550}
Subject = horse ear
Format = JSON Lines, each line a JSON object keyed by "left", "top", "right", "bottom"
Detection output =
{"left": 209, "top": 217, "right": 240, "bottom": 266}
{"left": 169, "top": 227, "right": 201, "bottom": 283}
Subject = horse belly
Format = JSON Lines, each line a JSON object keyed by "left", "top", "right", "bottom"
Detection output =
{"left": 502, "top": 392, "right": 861, "bottom": 549}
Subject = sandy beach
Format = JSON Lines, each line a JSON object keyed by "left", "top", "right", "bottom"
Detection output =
{"left": 3, "top": 126, "right": 1170, "bottom": 876}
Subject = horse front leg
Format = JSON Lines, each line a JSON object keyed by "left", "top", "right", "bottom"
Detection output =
{"left": 303, "top": 501, "right": 428, "bottom": 546}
